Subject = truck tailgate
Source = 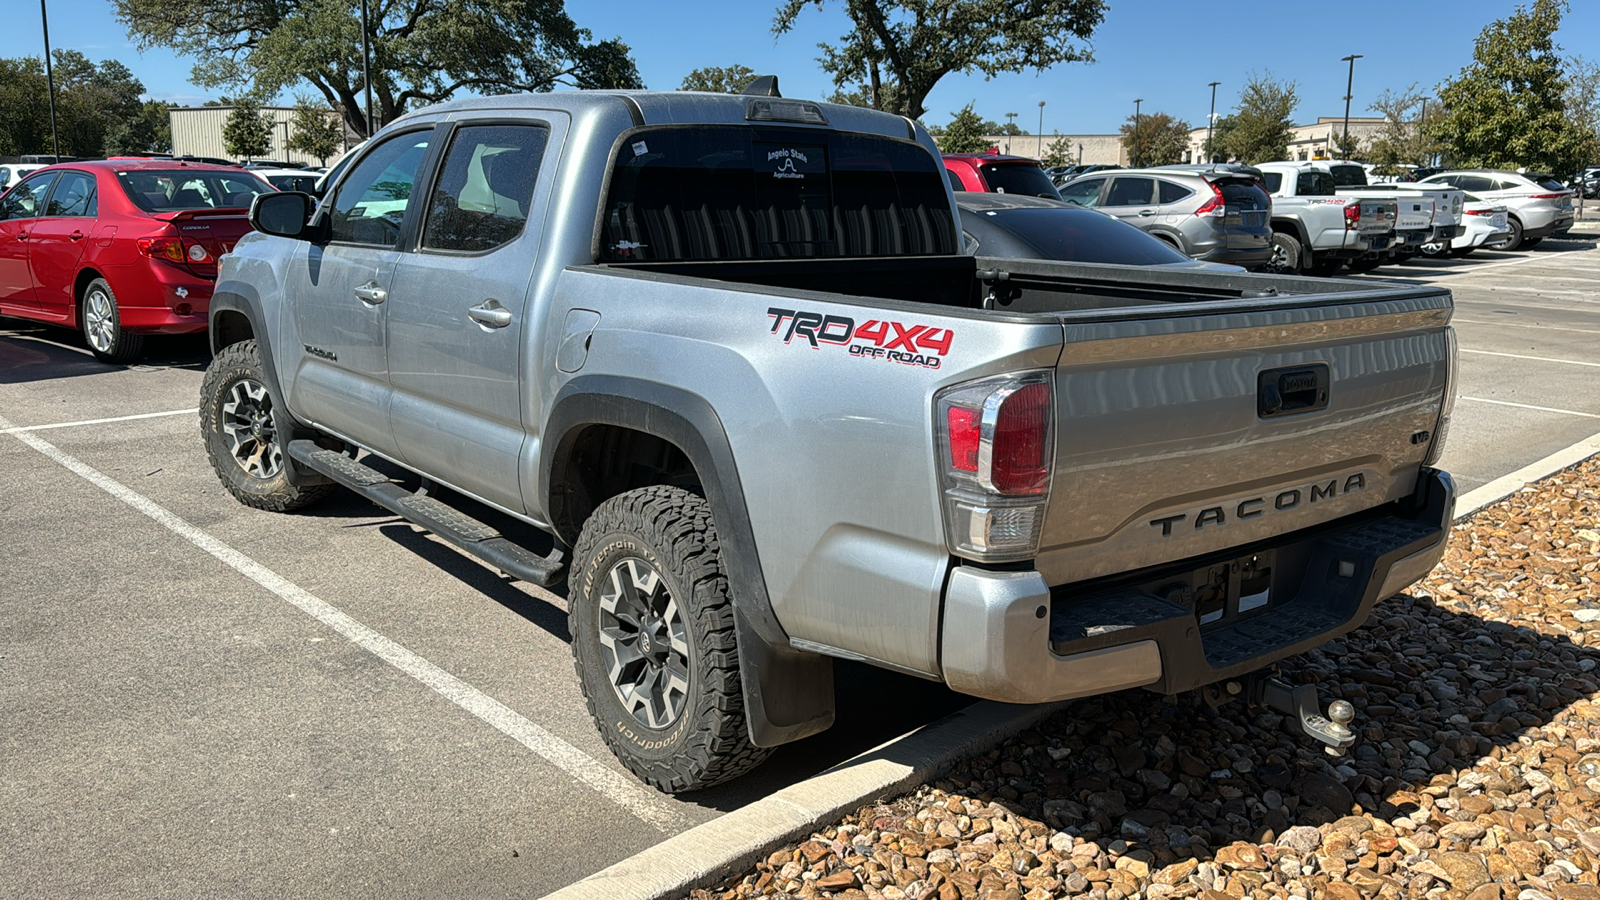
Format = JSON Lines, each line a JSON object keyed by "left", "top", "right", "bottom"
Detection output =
{"left": 1032, "top": 285, "right": 1452, "bottom": 586}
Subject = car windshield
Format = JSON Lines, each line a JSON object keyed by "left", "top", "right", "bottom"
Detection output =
{"left": 116, "top": 169, "right": 274, "bottom": 211}
{"left": 970, "top": 207, "right": 1190, "bottom": 265}
{"left": 598, "top": 125, "right": 955, "bottom": 261}
{"left": 979, "top": 163, "right": 1062, "bottom": 199}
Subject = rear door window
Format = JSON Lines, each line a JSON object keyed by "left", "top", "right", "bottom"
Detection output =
{"left": 978, "top": 163, "right": 1061, "bottom": 199}
{"left": 1105, "top": 177, "right": 1155, "bottom": 206}
{"left": 599, "top": 126, "right": 954, "bottom": 261}
{"left": 421, "top": 123, "right": 549, "bottom": 253}
{"left": 1157, "top": 180, "right": 1193, "bottom": 204}
{"left": 1057, "top": 179, "right": 1104, "bottom": 207}
{"left": 45, "top": 171, "right": 97, "bottom": 217}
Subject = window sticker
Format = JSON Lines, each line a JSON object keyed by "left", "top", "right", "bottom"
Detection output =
{"left": 759, "top": 145, "right": 825, "bottom": 181}
{"left": 631, "top": 141, "right": 648, "bottom": 156}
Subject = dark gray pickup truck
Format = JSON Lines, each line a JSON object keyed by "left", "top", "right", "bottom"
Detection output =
{"left": 200, "top": 86, "right": 1458, "bottom": 791}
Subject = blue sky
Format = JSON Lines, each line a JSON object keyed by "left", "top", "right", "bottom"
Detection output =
{"left": 6, "top": 0, "right": 1597, "bottom": 133}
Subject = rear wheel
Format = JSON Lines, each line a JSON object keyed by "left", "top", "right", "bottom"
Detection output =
{"left": 1486, "top": 217, "right": 1523, "bottom": 251}
{"left": 201, "top": 340, "right": 334, "bottom": 512}
{"left": 80, "top": 278, "right": 144, "bottom": 364}
{"left": 1263, "top": 232, "right": 1302, "bottom": 273}
{"left": 570, "top": 485, "right": 771, "bottom": 792}
{"left": 1418, "top": 241, "right": 1450, "bottom": 258}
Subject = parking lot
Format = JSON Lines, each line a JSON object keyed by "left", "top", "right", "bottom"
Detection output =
{"left": 1, "top": 222, "right": 1597, "bottom": 899}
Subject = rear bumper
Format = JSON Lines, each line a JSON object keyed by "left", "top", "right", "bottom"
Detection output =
{"left": 939, "top": 468, "right": 1455, "bottom": 704}
{"left": 118, "top": 261, "right": 214, "bottom": 334}
{"left": 1524, "top": 216, "right": 1574, "bottom": 240}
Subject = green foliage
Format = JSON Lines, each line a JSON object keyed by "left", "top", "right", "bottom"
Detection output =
{"left": 1041, "top": 138, "right": 1072, "bottom": 168}
{"left": 1362, "top": 85, "right": 1443, "bottom": 173}
{"left": 773, "top": 0, "right": 1107, "bottom": 120}
{"left": 1433, "top": 0, "right": 1591, "bottom": 174}
{"left": 1202, "top": 115, "right": 1236, "bottom": 163}
{"left": 0, "top": 51, "right": 150, "bottom": 157}
{"left": 1119, "top": 111, "right": 1191, "bottom": 167}
{"left": 106, "top": 100, "right": 175, "bottom": 155}
{"left": 1217, "top": 71, "right": 1298, "bottom": 165}
{"left": 679, "top": 64, "right": 758, "bottom": 94}
{"left": 287, "top": 99, "right": 344, "bottom": 164}
{"left": 1334, "top": 131, "right": 1365, "bottom": 162}
{"left": 115, "top": 0, "right": 644, "bottom": 139}
{"left": 222, "top": 98, "right": 273, "bottom": 160}
{"left": 827, "top": 82, "right": 902, "bottom": 111}
{"left": 1562, "top": 55, "right": 1600, "bottom": 169}
{"left": 938, "top": 103, "right": 992, "bottom": 153}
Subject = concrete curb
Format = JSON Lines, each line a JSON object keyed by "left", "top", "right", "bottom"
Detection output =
{"left": 546, "top": 432, "right": 1600, "bottom": 900}
{"left": 541, "top": 700, "right": 1066, "bottom": 900}
{"left": 1453, "top": 428, "right": 1600, "bottom": 520}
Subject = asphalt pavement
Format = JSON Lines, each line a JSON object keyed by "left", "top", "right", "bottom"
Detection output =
{"left": 2, "top": 224, "right": 1597, "bottom": 898}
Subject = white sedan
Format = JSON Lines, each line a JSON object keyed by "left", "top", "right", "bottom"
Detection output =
{"left": 1421, "top": 193, "right": 1510, "bottom": 258}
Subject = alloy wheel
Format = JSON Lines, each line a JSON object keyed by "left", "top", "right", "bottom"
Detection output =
{"left": 83, "top": 288, "right": 116, "bottom": 353}
{"left": 598, "top": 557, "right": 691, "bottom": 729}
{"left": 220, "top": 378, "right": 283, "bottom": 478}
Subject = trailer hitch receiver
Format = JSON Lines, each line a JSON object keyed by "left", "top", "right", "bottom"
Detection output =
{"left": 1258, "top": 678, "right": 1357, "bottom": 754}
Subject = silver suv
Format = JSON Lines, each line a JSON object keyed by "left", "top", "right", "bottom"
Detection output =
{"left": 1055, "top": 166, "right": 1272, "bottom": 267}
{"left": 1418, "top": 170, "right": 1574, "bottom": 250}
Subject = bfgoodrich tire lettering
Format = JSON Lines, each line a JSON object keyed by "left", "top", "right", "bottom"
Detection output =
{"left": 570, "top": 485, "right": 770, "bottom": 792}
{"left": 200, "top": 340, "right": 333, "bottom": 512}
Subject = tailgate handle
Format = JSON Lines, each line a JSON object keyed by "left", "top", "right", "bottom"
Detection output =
{"left": 1258, "top": 364, "right": 1329, "bottom": 419}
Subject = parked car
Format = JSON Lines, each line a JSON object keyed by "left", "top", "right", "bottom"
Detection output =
{"left": 955, "top": 193, "right": 1243, "bottom": 271}
{"left": 1420, "top": 193, "right": 1510, "bottom": 258}
{"left": 1417, "top": 170, "right": 1574, "bottom": 250}
{"left": 1253, "top": 161, "right": 1398, "bottom": 275}
{"left": 0, "top": 160, "right": 273, "bottom": 362}
{"left": 1054, "top": 165, "right": 1272, "bottom": 268}
{"left": 0, "top": 163, "right": 47, "bottom": 192}
{"left": 943, "top": 152, "right": 1062, "bottom": 198}
{"left": 1315, "top": 160, "right": 1465, "bottom": 266}
{"left": 1575, "top": 166, "right": 1600, "bottom": 199}
{"left": 249, "top": 167, "right": 322, "bottom": 193}
{"left": 209, "top": 87, "right": 1457, "bottom": 790}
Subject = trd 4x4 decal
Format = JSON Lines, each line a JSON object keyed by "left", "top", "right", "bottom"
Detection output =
{"left": 766, "top": 308, "right": 952, "bottom": 369}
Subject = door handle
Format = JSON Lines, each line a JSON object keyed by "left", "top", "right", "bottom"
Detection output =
{"left": 467, "top": 299, "right": 512, "bottom": 329}
{"left": 353, "top": 281, "right": 387, "bottom": 304}
{"left": 1137, "top": 209, "right": 1157, "bottom": 216}
{"left": 69, "top": 231, "right": 85, "bottom": 242}
{"left": 15, "top": 232, "right": 27, "bottom": 241}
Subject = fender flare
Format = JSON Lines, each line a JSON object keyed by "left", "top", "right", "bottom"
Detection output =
{"left": 207, "top": 283, "right": 329, "bottom": 488}
{"left": 1270, "top": 215, "right": 1312, "bottom": 249}
{"left": 543, "top": 375, "right": 835, "bottom": 747}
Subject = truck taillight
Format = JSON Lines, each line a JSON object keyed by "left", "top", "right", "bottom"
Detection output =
{"left": 1193, "top": 183, "right": 1226, "bottom": 218}
{"left": 1343, "top": 202, "right": 1361, "bottom": 230}
{"left": 935, "top": 371, "right": 1054, "bottom": 562}
{"left": 1424, "top": 327, "right": 1458, "bottom": 467}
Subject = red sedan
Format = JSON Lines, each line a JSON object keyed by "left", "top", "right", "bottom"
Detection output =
{"left": 0, "top": 159, "right": 273, "bottom": 363}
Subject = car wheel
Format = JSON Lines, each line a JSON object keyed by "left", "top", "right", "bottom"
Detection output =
{"left": 80, "top": 277, "right": 144, "bottom": 364}
{"left": 570, "top": 485, "right": 771, "bottom": 792}
{"left": 1346, "top": 257, "right": 1384, "bottom": 272}
{"left": 200, "top": 340, "right": 335, "bottom": 512}
{"left": 1486, "top": 217, "right": 1523, "bottom": 251}
{"left": 1264, "top": 232, "right": 1302, "bottom": 273}
{"left": 1418, "top": 241, "right": 1449, "bottom": 258}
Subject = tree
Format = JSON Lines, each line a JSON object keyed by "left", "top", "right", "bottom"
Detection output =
{"left": 1564, "top": 55, "right": 1600, "bottom": 168}
{"left": 772, "top": 0, "right": 1107, "bottom": 121}
{"left": 1203, "top": 115, "right": 1237, "bottom": 163}
{"left": 0, "top": 51, "right": 149, "bottom": 158}
{"left": 679, "top": 64, "right": 758, "bottom": 94}
{"left": 937, "top": 103, "right": 991, "bottom": 153}
{"left": 287, "top": 99, "right": 343, "bottom": 164}
{"left": 1119, "top": 111, "right": 1191, "bottom": 167}
{"left": 1217, "top": 71, "right": 1298, "bottom": 165}
{"left": 1334, "top": 132, "right": 1365, "bottom": 162}
{"left": 116, "top": 0, "right": 644, "bottom": 139}
{"left": 1364, "top": 85, "right": 1442, "bottom": 173}
{"left": 223, "top": 98, "right": 273, "bottom": 161}
{"left": 1041, "top": 138, "right": 1073, "bottom": 168}
{"left": 1433, "top": 0, "right": 1591, "bottom": 175}
{"left": 106, "top": 100, "right": 174, "bottom": 155}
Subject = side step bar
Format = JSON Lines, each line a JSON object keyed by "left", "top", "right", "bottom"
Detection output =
{"left": 287, "top": 440, "right": 564, "bottom": 586}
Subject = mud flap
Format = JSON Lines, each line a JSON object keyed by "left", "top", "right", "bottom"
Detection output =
{"left": 734, "top": 606, "right": 835, "bottom": 747}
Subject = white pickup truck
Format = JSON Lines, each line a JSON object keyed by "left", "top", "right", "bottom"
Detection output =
{"left": 1253, "top": 162, "right": 1397, "bottom": 275}
{"left": 1322, "top": 160, "right": 1465, "bottom": 266}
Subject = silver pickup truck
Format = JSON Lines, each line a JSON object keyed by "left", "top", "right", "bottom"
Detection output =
{"left": 202, "top": 86, "right": 1459, "bottom": 792}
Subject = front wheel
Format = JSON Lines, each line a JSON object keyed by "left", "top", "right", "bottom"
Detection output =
{"left": 200, "top": 340, "right": 334, "bottom": 512}
{"left": 570, "top": 486, "right": 771, "bottom": 792}
{"left": 1263, "top": 232, "right": 1302, "bottom": 273}
{"left": 80, "top": 278, "right": 144, "bottom": 364}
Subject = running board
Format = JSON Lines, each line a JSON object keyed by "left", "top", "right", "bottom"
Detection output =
{"left": 287, "top": 440, "right": 564, "bottom": 586}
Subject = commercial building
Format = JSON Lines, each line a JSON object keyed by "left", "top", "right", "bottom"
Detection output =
{"left": 954, "top": 115, "right": 1392, "bottom": 167}
{"left": 168, "top": 106, "right": 353, "bottom": 167}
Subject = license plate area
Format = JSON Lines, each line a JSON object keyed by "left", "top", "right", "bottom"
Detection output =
{"left": 1154, "top": 551, "right": 1277, "bottom": 629}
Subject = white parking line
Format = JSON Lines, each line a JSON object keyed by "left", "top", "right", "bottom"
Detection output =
{"left": 1418, "top": 253, "right": 1566, "bottom": 278}
{"left": 1460, "top": 396, "right": 1600, "bottom": 419}
{"left": 0, "top": 408, "right": 198, "bottom": 434}
{"left": 1459, "top": 348, "right": 1600, "bottom": 369}
{"left": 0, "top": 411, "right": 686, "bottom": 834}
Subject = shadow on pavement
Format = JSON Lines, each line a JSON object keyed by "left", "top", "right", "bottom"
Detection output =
{"left": 0, "top": 323, "right": 209, "bottom": 384}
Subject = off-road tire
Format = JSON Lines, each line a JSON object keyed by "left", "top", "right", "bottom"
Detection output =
{"left": 80, "top": 277, "right": 144, "bottom": 364}
{"left": 1264, "top": 232, "right": 1303, "bottom": 273}
{"left": 570, "top": 485, "right": 770, "bottom": 792}
{"left": 200, "top": 340, "right": 334, "bottom": 512}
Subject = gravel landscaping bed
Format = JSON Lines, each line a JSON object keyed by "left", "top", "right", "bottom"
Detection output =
{"left": 694, "top": 457, "right": 1600, "bottom": 900}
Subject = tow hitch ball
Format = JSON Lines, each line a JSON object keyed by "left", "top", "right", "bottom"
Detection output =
{"left": 1207, "top": 676, "right": 1358, "bottom": 755}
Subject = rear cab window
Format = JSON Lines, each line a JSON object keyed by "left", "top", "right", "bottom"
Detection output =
{"left": 1327, "top": 164, "right": 1367, "bottom": 187}
{"left": 978, "top": 163, "right": 1061, "bottom": 200}
{"left": 599, "top": 126, "right": 955, "bottom": 261}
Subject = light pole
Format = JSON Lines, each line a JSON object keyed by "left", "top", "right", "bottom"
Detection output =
{"left": 1341, "top": 54, "right": 1363, "bottom": 158}
{"left": 1418, "top": 97, "right": 1430, "bottom": 167}
{"left": 1005, "top": 111, "right": 1016, "bottom": 153}
{"left": 280, "top": 120, "right": 291, "bottom": 161}
{"left": 1037, "top": 101, "right": 1046, "bottom": 158}
{"left": 1132, "top": 98, "right": 1143, "bottom": 167}
{"left": 1206, "top": 81, "right": 1221, "bottom": 163}
{"left": 361, "top": 0, "right": 375, "bottom": 137}
{"left": 40, "top": 0, "right": 61, "bottom": 161}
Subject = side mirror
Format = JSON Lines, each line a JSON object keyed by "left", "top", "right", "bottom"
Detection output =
{"left": 250, "top": 191, "right": 319, "bottom": 240}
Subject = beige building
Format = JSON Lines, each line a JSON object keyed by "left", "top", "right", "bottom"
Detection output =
{"left": 1183, "top": 116, "right": 1389, "bottom": 165}
{"left": 168, "top": 106, "right": 353, "bottom": 166}
{"left": 963, "top": 133, "right": 1128, "bottom": 165}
